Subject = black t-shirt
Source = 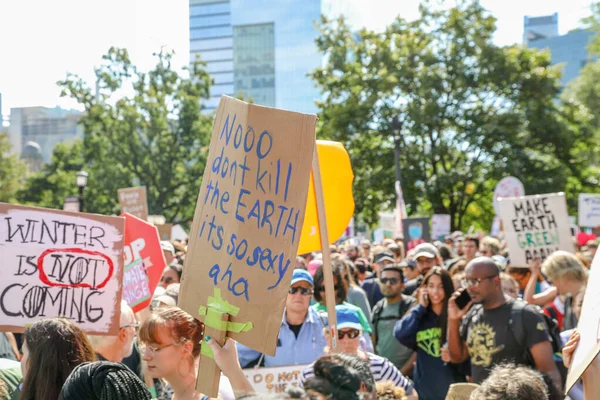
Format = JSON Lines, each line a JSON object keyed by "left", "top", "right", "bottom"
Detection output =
{"left": 460, "top": 300, "right": 550, "bottom": 383}
{"left": 288, "top": 323, "right": 303, "bottom": 339}
{"left": 402, "top": 276, "right": 423, "bottom": 296}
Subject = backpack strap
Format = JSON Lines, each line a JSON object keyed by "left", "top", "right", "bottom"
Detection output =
{"left": 371, "top": 301, "right": 384, "bottom": 346}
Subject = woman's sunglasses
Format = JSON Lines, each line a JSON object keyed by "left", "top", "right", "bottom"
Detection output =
{"left": 288, "top": 287, "right": 314, "bottom": 295}
{"left": 338, "top": 329, "right": 361, "bottom": 340}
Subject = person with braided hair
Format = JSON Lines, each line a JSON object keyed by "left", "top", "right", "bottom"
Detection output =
{"left": 59, "top": 361, "right": 151, "bottom": 400}
{"left": 20, "top": 318, "right": 97, "bottom": 400}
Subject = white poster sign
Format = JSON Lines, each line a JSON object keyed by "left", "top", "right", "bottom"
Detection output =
{"left": 565, "top": 252, "right": 600, "bottom": 393}
{"left": 578, "top": 193, "right": 600, "bottom": 227}
{"left": 498, "top": 193, "right": 573, "bottom": 266}
{"left": 493, "top": 177, "right": 525, "bottom": 216}
{"left": 432, "top": 214, "right": 451, "bottom": 240}
{"left": 0, "top": 203, "right": 125, "bottom": 334}
{"left": 244, "top": 364, "right": 308, "bottom": 394}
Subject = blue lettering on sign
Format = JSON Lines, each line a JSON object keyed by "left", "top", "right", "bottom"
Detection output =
{"left": 199, "top": 111, "right": 304, "bottom": 301}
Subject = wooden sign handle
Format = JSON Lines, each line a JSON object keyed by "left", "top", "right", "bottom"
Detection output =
{"left": 196, "top": 313, "right": 230, "bottom": 397}
{"left": 311, "top": 146, "right": 338, "bottom": 350}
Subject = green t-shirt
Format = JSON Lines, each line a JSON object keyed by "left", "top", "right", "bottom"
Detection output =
{"left": 375, "top": 302, "right": 415, "bottom": 370}
{"left": 0, "top": 365, "right": 22, "bottom": 400}
{"left": 312, "top": 302, "right": 372, "bottom": 334}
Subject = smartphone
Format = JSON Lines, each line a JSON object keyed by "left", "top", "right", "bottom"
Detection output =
{"left": 424, "top": 293, "right": 428, "bottom": 303}
{"left": 454, "top": 290, "right": 471, "bottom": 309}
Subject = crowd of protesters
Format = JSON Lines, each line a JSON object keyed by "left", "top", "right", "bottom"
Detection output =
{"left": 0, "top": 230, "right": 598, "bottom": 400}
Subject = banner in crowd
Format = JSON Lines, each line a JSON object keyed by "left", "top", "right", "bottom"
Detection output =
{"left": 297, "top": 140, "right": 354, "bottom": 255}
{"left": 118, "top": 187, "right": 148, "bottom": 221}
{"left": 498, "top": 193, "right": 573, "bottom": 266}
{"left": 565, "top": 250, "right": 600, "bottom": 394}
{"left": 432, "top": 214, "right": 451, "bottom": 240}
{"left": 244, "top": 364, "right": 308, "bottom": 393}
{"left": 122, "top": 213, "right": 166, "bottom": 312}
{"left": 0, "top": 203, "right": 125, "bottom": 334}
{"left": 179, "top": 96, "right": 316, "bottom": 355}
{"left": 578, "top": 193, "right": 600, "bottom": 227}
{"left": 493, "top": 176, "right": 525, "bottom": 216}
{"left": 402, "top": 217, "right": 431, "bottom": 250}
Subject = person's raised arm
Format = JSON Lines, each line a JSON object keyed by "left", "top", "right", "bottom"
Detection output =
{"left": 447, "top": 289, "right": 472, "bottom": 364}
{"left": 523, "top": 260, "right": 556, "bottom": 306}
{"left": 206, "top": 337, "right": 254, "bottom": 396}
{"left": 563, "top": 330, "right": 600, "bottom": 399}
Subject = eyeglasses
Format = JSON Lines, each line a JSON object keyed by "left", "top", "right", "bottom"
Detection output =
{"left": 289, "top": 287, "right": 314, "bottom": 296}
{"left": 461, "top": 276, "right": 497, "bottom": 288}
{"left": 120, "top": 322, "right": 140, "bottom": 332}
{"left": 338, "top": 329, "right": 361, "bottom": 340}
{"left": 380, "top": 278, "right": 400, "bottom": 285}
{"left": 139, "top": 342, "right": 177, "bottom": 357}
{"left": 317, "top": 285, "right": 341, "bottom": 292}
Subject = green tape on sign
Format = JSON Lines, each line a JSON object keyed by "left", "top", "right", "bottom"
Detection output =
{"left": 198, "top": 288, "right": 254, "bottom": 333}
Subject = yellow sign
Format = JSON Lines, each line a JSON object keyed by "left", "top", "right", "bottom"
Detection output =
{"left": 298, "top": 140, "right": 354, "bottom": 255}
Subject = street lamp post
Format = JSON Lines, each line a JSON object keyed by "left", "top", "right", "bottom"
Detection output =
{"left": 76, "top": 171, "right": 89, "bottom": 212}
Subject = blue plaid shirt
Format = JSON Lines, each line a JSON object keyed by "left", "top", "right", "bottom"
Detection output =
{"left": 237, "top": 307, "right": 327, "bottom": 367}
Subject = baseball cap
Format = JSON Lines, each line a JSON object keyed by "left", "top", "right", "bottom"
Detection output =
{"left": 335, "top": 305, "right": 363, "bottom": 331}
{"left": 413, "top": 243, "right": 439, "bottom": 260}
{"left": 161, "top": 241, "right": 175, "bottom": 254}
{"left": 291, "top": 269, "right": 314, "bottom": 287}
{"left": 374, "top": 251, "right": 394, "bottom": 264}
{"left": 155, "top": 283, "right": 180, "bottom": 307}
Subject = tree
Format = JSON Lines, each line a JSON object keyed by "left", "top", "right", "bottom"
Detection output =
{"left": 0, "top": 132, "right": 26, "bottom": 203}
{"left": 311, "top": 0, "right": 593, "bottom": 230}
{"left": 35, "top": 47, "right": 215, "bottom": 222}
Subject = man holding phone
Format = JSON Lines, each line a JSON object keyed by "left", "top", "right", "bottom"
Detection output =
{"left": 446, "top": 257, "right": 562, "bottom": 392}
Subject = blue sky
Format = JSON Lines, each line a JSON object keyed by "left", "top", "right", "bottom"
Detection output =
{"left": 0, "top": 0, "right": 595, "bottom": 118}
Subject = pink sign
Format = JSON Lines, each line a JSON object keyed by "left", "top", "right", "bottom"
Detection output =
{"left": 122, "top": 259, "right": 151, "bottom": 308}
{"left": 493, "top": 176, "right": 525, "bottom": 216}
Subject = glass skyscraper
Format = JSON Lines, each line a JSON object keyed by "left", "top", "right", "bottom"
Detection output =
{"left": 189, "top": 0, "right": 323, "bottom": 113}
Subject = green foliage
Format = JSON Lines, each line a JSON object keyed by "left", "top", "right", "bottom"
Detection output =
{"left": 0, "top": 132, "right": 27, "bottom": 203}
{"left": 20, "top": 47, "right": 213, "bottom": 223}
{"left": 312, "top": 0, "right": 594, "bottom": 230}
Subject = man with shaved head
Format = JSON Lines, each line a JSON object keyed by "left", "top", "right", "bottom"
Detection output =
{"left": 446, "top": 257, "right": 561, "bottom": 392}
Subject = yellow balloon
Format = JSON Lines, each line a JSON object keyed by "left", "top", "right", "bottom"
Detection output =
{"left": 298, "top": 140, "right": 355, "bottom": 255}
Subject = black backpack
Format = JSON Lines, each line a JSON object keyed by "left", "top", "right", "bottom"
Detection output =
{"left": 371, "top": 296, "right": 414, "bottom": 346}
{"left": 508, "top": 300, "right": 567, "bottom": 386}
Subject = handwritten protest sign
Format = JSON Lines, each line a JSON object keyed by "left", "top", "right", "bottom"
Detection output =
{"left": 179, "top": 96, "right": 315, "bottom": 357}
{"left": 244, "top": 365, "right": 308, "bottom": 393}
{"left": 403, "top": 217, "right": 431, "bottom": 250}
{"left": 578, "top": 193, "right": 600, "bottom": 227}
{"left": 122, "top": 213, "right": 165, "bottom": 312}
{"left": 493, "top": 176, "right": 525, "bottom": 216}
{"left": 565, "top": 251, "right": 600, "bottom": 394}
{"left": 498, "top": 193, "right": 573, "bottom": 266}
{"left": 432, "top": 214, "right": 451, "bottom": 240}
{"left": 0, "top": 203, "right": 125, "bottom": 334}
{"left": 156, "top": 223, "right": 172, "bottom": 241}
{"left": 118, "top": 187, "right": 148, "bottom": 221}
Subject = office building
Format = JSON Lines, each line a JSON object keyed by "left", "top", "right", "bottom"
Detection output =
{"left": 523, "top": 13, "right": 558, "bottom": 45}
{"left": 8, "top": 106, "right": 83, "bottom": 164}
{"left": 190, "top": 0, "right": 360, "bottom": 113}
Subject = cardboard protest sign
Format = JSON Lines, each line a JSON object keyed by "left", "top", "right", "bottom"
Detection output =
{"left": 156, "top": 223, "right": 172, "bottom": 241}
{"left": 493, "top": 176, "right": 525, "bottom": 216}
{"left": 578, "top": 193, "right": 600, "bottom": 227}
{"left": 498, "top": 193, "right": 573, "bottom": 266}
{"left": 565, "top": 251, "right": 600, "bottom": 394}
{"left": 118, "top": 187, "right": 148, "bottom": 221}
{"left": 122, "top": 213, "right": 166, "bottom": 312}
{"left": 0, "top": 203, "right": 124, "bottom": 334}
{"left": 179, "top": 96, "right": 315, "bottom": 354}
{"left": 244, "top": 365, "right": 308, "bottom": 393}
{"left": 432, "top": 214, "right": 451, "bottom": 240}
